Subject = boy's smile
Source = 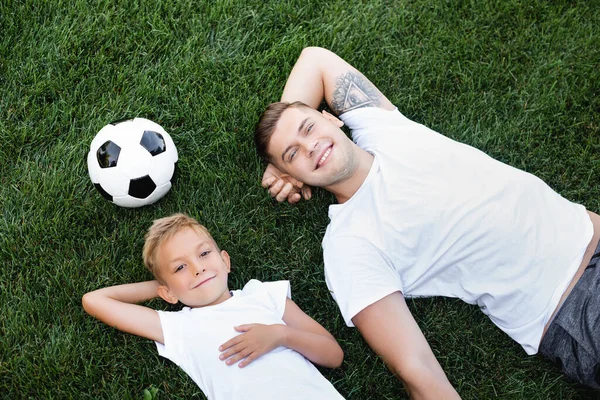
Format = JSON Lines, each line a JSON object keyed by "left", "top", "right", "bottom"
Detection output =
{"left": 156, "top": 227, "right": 232, "bottom": 308}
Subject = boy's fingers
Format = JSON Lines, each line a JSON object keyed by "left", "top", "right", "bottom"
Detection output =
{"left": 234, "top": 324, "right": 252, "bottom": 332}
{"left": 226, "top": 349, "right": 252, "bottom": 366}
{"left": 239, "top": 353, "right": 258, "bottom": 368}
{"left": 219, "top": 335, "right": 243, "bottom": 352}
{"left": 219, "top": 343, "right": 245, "bottom": 360}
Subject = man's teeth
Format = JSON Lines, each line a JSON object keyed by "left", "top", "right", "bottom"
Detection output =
{"left": 319, "top": 147, "right": 332, "bottom": 166}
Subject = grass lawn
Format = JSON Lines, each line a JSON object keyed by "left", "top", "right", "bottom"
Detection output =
{"left": 1, "top": 0, "right": 599, "bottom": 398}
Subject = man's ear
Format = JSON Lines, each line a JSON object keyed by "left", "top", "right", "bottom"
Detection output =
{"left": 157, "top": 285, "right": 179, "bottom": 304}
{"left": 220, "top": 250, "right": 231, "bottom": 273}
{"left": 321, "top": 110, "right": 344, "bottom": 127}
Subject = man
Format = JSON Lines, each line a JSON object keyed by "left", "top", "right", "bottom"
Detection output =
{"left": 254, "top": 47, "right": 600, "bottom": 398}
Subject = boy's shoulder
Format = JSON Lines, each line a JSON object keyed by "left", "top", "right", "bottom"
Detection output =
{"left": 237, "top": 279, "right": 291, "bottom": 299}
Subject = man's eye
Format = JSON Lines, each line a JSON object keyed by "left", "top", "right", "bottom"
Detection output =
{"left": 307, "top": 123, "right": 314, "bottom": 133}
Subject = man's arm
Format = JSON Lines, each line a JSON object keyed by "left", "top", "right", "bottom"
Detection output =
{"left": 82, "top": 281, "right": 164, "bottom": 344}
{"left": 280, "top": 46, "right": 395, "bottom": 115}
{"left": 352, "top": 292, "right": 461, "bottom": 400}
{"left": 263, "top": 47, "right": 396, "bottom": 203}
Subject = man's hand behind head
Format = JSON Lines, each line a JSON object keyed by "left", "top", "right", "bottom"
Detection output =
{"left": 261, "top": 163, "right": 312, "bottom": 204}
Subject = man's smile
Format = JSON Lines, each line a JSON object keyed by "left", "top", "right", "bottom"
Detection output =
{"left": 316, "top": 145, "right": 333, "bottom": 169}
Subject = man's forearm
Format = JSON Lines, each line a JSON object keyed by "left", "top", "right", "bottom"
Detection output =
{"left": 280, "top": 47, "right": 326, "bottom": 108}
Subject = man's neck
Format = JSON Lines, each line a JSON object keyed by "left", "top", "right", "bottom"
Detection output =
{"left": 327, "top": 149, "right": 374, "bottom": 204}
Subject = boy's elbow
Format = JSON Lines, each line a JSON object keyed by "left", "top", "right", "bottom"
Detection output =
{"left": 81, "top": 292, "right": 96, "bottom": 315}
{"left": 326, "top": 344, "right": 344, "bottom": 368}
{"left": 332, "top": 348, "right": 344, "bottom": 368}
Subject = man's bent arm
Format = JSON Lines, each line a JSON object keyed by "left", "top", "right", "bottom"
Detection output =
{"left": 352, "top": 291, "right": 460, "bottom": 400}
{"left": 281, "top": 47, "right": 395, "bottom": 115}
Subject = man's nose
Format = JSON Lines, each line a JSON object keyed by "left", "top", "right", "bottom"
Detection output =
{"left": 306, "top": 139, "right": 318, "bottom": 158}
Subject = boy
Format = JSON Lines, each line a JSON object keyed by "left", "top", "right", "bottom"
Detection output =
{"left": 82, "top": 213, "right": 344, "bottom": 400}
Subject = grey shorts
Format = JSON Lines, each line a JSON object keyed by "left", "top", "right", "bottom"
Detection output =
{"left": 539, "top": 241, "right": 600, "bottom": 389}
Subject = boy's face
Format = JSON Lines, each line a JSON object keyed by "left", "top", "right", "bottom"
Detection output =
{"left": 267, "top": 107, "right": 358, "bottom": 188}
{"left": 156, "top": 227, "right": 231, "bottom": 308}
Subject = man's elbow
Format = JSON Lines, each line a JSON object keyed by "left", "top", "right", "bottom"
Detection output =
{"left": 388, "top": 358, "right": 459, "bottom": 399}
{"left": 299, "top": 46, "right": 329, "bottom": 63}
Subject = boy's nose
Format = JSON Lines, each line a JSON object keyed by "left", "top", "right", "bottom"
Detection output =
{"left": 194, "top": 265, "right": 206, "bottom": 275}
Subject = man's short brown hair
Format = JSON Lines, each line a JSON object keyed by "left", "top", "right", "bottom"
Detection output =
{"left": 254, "top": 101, "right": 310, "bottom": 163}
{"left": 142, "top": 213, "right": 218, "bottom": 282}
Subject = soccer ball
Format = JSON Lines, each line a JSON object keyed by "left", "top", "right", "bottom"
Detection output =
{"left": 87, "top": 118, "right": 178, "bottom": 208}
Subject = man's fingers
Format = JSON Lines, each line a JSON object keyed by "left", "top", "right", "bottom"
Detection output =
{"left": 275, "top": 182, "right": 294, "bottom": 202}
{"left": 288, "top": 192, "right": 301, "bottom": 204}
{"left": 268, "top": 180, "right": 285, "bottom": 197}
{"left": 301, "top": 186, "right": 312, "bottom": 200}
{"left": 262, "top": 175, "right": 276, "bottom": 189}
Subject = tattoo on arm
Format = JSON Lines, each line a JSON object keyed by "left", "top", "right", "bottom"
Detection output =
{"left": 331, "top": 72, "right": 382, "bottom": 115}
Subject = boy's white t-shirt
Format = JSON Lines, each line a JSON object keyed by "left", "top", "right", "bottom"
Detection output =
{"left": 324, "top": 107, "right": 592, "bottom": 355}
{"left": 155, "top": 280, "right": 344, "bottom": 400}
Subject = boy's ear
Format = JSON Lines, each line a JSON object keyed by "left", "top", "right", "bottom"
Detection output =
{"left": 157, "top": 285, "right": 179, "bottom": 304}
{"left": 220, "top": 250, "right": 231, "bottom": 273}
{"left": 321, "top": 110, "right": 344, "bottom": 127}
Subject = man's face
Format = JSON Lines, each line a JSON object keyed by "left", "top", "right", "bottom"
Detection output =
{"left": 267, "top": 107, "right": 358, "bottom": 188}
{"left": 156, "top": 227, "right": 231, "bottom": 308}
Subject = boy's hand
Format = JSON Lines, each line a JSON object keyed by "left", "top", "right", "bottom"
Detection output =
{"left": 219, "top": 323, "right": 286, "bottom": 368}
{"left": 262, "top": 163, "right": 311, "bottom": 204}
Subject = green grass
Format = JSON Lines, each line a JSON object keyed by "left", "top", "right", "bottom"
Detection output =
{"left": 1, "top": 0, "right": 599, "bottom": 398}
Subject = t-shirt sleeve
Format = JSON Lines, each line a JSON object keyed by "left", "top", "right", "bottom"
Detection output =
{"left": 243, "top": 279, "right": 291, "bottom": 319}
{"left": 155, "top": 309, "right": 184, "bottom": 362}
{"left": 323, "top": 236, "right": 403, "bottom": 327}
{"left": 340, "top": 107, "right": 414, "bottom": 142}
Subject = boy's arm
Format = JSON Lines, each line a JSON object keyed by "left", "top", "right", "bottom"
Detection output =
{"left": 82, "top": 281, "right": 164, "bottom": 344}
{"left": 279, "top": 298, "right": 344, "bottom": 368}
{"left": 352, "top": 292, "right": 461, "bottom": 400}
{"left": 219, "top": 298, "right": 343, "bottom": 368}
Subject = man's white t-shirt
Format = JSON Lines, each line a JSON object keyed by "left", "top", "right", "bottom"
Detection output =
{"left": 323, "top": 107, "right": 592, "bottom": 355}
{"left": 155, "top": 280, "right": 344, "bottom": 400}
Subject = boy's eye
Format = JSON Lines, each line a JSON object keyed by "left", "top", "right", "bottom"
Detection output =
{"left": 175, "top": 264, "right": 184, "bottom": 272}
{"left": 307, "top": 123, "right": 314, "bottom": 133}
{"left": 200, "top": 250, "right": 210, "bottom": 257}
{"left": 289, "top": 149, "right": 297, "bottom": 162}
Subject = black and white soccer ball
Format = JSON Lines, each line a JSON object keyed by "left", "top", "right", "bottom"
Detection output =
{"left": 87, "top": 118, "right": 178, "bottom": 208}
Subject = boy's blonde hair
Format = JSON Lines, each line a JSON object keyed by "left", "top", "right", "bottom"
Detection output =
{"left": 142, "top": 213, "right": 218, "bottom": 281}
